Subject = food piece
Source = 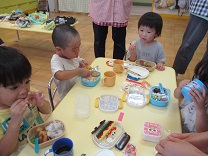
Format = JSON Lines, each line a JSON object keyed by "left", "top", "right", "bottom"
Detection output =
{"left": 96, "top": 121, "right": 116, "bottom": 140}
{"left": 86, "top": 65, "right": 92, "bottom": 70}
{"left": 39, "top": 135, "right": 43, "bottom": 144}
{"left": 42, "top": 134, "right": 48, "bottom": 142}
{"left": 153, "top": 88, "right": 160, "bottom": 93}
{"left": 91, "top": 71, "right": 100, "bottom": 77}
{"left": 46, "top": 121, "right": 64, "bottom": 139}
{"left": 39, "top": 130, "right": 47, "bottom": 135}
{"left": 30, "top": 136, "right": 35, "bottom": 144}
{"left": 140, "top": 60, "right": 145, "bottom": 66}
{"left": 36, "top": 127, "right": 44, "bottom": 132}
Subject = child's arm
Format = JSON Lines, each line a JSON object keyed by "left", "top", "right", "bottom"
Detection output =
{"left": 174, "top": 79, "right": 190, "bottom": 99}
{"left": 167, "top": 132, "right": 208, "bottom": 153}
{"left": 190, "top": 87, "right": 208, "bottom": 132}
{"left": 156, "top": 62, "right": 165, "bottom": 71}
{"left": 27, "top": 92, "right": 51, "bottom": 114}
{"left": 0, "top": 99, "right": 28, "bottom": 155}
{"left": 155, "top": 137, "right": 207, "bottom": 156}
{"left": 54, "top": 68, "right": 90, "bottom": 80}
{"left": 128, "top": 43, "right": 137, "bottom": 61}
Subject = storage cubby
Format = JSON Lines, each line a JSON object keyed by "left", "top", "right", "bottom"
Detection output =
{"left": 151, "top": 0, "right": 190, "bottom": 19}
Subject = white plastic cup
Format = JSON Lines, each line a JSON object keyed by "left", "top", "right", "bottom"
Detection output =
{"left": 74, "top": 93, "right": 90, "bottom": 119}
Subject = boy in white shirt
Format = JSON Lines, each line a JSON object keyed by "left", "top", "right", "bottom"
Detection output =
{"left": 51, "top": 24, "right": 90, "bottom": 99}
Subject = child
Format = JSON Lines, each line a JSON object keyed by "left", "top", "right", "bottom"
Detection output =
{"left": 174, "top": 58, "right": 208, "bottom": 133}
{"left": 0, "top": 46, "right": 51, "bottom": 155}
{"left": 51, "top": 24, "right": 90, "bottom": 99}
{"left": 127, "top": 12, "right": 165, "bottom": 71}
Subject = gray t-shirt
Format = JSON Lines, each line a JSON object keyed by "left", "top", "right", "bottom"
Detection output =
{"left": 133, "top": 39, "right": 166, "bottom": 63}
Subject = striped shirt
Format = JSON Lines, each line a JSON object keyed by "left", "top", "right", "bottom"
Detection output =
{"left": 88, "top": 0, "right": 132, "bottom": 27}
{"left": 190, "top": 0, "right": 208, "bottom": 17}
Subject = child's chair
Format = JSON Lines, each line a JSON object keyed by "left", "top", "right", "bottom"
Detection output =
{"left": 48, "top": 76, "right": 58, "bottom": 111}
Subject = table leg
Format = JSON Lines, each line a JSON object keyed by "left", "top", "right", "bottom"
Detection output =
{"left": 16, "top": 30, "right": 21, "bottom": 49}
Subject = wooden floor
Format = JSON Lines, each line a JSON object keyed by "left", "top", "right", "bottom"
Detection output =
{"left": 0, "top": 11, "right": 207, "bottom": 105}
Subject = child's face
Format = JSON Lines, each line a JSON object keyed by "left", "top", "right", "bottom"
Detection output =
{"left": 0, "top": 79, "right": 30, "bottom": 108}
{"left": 138, "top": 26, "right": 157, "bottom": 45}
{"left": 58, "top": 35, "right": 81, "bottom": 59}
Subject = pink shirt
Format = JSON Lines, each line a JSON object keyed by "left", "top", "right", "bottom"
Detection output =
{"left": 88, "top": 0, "right": 132, "bottom": 27}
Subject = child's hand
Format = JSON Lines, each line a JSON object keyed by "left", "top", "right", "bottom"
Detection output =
{"left": 178, "top": 79, "right": 190, "bottom": 90}
{"left": 174, "top": 79, "right": 190, "bottom": 99}
{"left": 80, "top": 68, "right": 90, "bottom": 78}
{"left": 27, "top": 91, "right": 45, "bottom": 108}
{"left": 128, "top": 43, "right": 137, "bottom": 61}
{"left": 129, "top": 43, "right": 136, "bottom": 53}
{"left": 190, "top": 87, "right": 207, "bottom": 110}
{"left": 10, "top": 99, "right": 28, "bottom": 126}
{"left": 80, "top": 60, "right": 88, "bottom": 68}
{"left": 156, "top": 62, "right": 165, "bottom": 71}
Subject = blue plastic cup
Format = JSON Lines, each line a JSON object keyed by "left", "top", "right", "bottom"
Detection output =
{"left": 181, "top": 78, "right": 208, "bottom": 102}
{"left": 44, "top": 138, "right": 74, "bottom": 156}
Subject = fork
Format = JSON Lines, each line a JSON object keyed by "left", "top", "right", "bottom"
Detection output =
{"left": 91, "top": 66, "right": 99, "bottom": 71}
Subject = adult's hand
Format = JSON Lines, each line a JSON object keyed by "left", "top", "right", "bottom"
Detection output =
{"left": 155, "top": 137, "right": 206, "bottom": 156}
{"left": 167, "top": 133, "right": 208, "bottom": 153}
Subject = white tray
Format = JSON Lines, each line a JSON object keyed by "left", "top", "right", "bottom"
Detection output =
{"left": 127, "top": 66, "right": 149, "bottom": 79}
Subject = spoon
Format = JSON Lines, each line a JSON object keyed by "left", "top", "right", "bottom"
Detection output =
{"left": 159, "top": 83, "right": 165, "bottom": 94}
{"left": 35, "top": 132, "right": 39, "bottom": 153}
{"left": 91, "top": 66, "right": 99, "bottom": 71}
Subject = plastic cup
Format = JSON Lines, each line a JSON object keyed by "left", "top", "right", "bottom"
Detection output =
{"left": 74, "top": 93, "right": 90, "bottom": 119}
{"left": 181, "top": 78, "right": 208, "bottom": 102}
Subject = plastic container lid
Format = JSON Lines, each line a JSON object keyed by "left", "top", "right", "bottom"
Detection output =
{"left": 98, "top": 95, "right": 119, "bottom": 112}
{"left": 94, "top": 149, "right": 115, "bottom": 156}
{"left": 74, "top": 93, "right": 90, "bottom": 119}
{"left": 126, "top": 90, "right": 146, "bottom": 107}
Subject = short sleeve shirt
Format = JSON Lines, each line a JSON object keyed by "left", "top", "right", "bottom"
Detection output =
{"left": 0, "top": 105, "right": 43, "bottom": 155}
{"left": 133, "top": 39, "right": 166, "bottom": 63}
{"left": 51, "top": 54, "right": 81, "bottom": 99}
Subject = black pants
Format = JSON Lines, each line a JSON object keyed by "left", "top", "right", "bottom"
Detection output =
{"left": 173, "top": 14, "right": 208, "bottom": 74}
{"left": 93, "top": 23, "right": 126, "bottom": 60}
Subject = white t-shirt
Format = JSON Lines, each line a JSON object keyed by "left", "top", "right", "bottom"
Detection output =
{"left": 51, "top": 54, "right": 82, "bottom": 99}
{"left": 180, "top": 98, "right": 208, "bottom": 133}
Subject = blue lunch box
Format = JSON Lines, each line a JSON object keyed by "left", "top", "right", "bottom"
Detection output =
{"left": 81, "top": 72, "right": 101, "bottom": 87}
{"left": 149, "top": 85, "right": 170, "bottom": 107}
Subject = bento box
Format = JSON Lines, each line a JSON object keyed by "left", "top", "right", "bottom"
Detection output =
{"left": 27, "top": 120, "right": 65, "bottom": 149}
{"left": 91, "top": 120, "right": 130, "bottom": 150}
{"left": 135, "top": 59, "right": 156, "bottom": 72}
{"left": 149, "top": 84, "right": 170, "bottom": 107}
{"left": 143, "top": 122, "right": 162, "bottom": 142}
{"left": 81, "top": 71, "right": 101, "bottom": 87}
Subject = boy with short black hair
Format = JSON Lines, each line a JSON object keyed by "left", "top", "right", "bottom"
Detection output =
{"left": 128, "top": 12, "right": 166, "bottom": 71}
{"left": 51, "top": 24, "right": 90, "bottom": 99}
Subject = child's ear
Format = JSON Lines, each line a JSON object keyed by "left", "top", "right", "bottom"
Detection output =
{"left": 55, "top": 46, "right": 62, "bottom": 54}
